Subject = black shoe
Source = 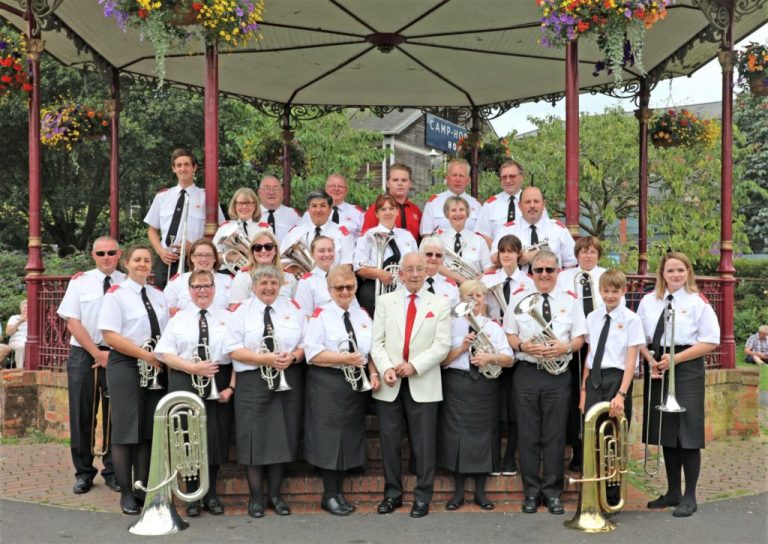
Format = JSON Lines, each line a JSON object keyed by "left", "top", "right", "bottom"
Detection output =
{"left": 345, "top": 466, "right": 365, "bottom": 475}
{"left": 647, "top": 493, "right": 681, "bottom": 509}
{"left": 337, "top": 494, "right": 355, "bottom": 513}
{"left": 672, "top": 497, "right": 697, "bottom": 517}
{"left": 547, "top": 497, "right": 565, "bottom": 515}
{"left": 120, "top": 495, "right": 140, "bottom": 515}
{"left": 186, "top": 501, "right": 201, "bottom": 517}
{"left": 445, "top": 497, "right": 464, "bottom": 511}
{"left": 248, "top": 497, "right": 265, "bottom": 518}
{"left": 204, "top": 496, "right": 224, "bottom": 515}
{"left": 103, "top": 475, "right": 120, "bottom": 492}
{"left": 72, "top": 477, "right": 93, "bottom": 494}
{"left": 268, "top": 495, "right": 291, "bottom": 516}
{"left": 410, "top": 501, "right": 429, "bottom": 518}
{"left": 321, "top": 496, "right": 350, "bottom": 516}
{"left": 474, "top": 495, "right": 495, "bottom": 510}
{"left": 501, "top": 460, "right": 518, "bottom": 476}
{"left": 522, "top": 496, "right": 539, "bottom": 514}
{"left": 377, "top": 497, "right": 403, "bottom": 514}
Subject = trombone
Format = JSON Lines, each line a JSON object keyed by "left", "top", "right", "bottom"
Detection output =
{"left": 167, "top": 191, "right": 190, "bottom": 284}
{"left": 138, "top": 338, "right": 163, "bottom": 390}
{"left": 258, "top": 325, "right": 292, "bottom": 392}
{"left": 339, "top": 332, "right": 372, "bottom": 392}
{"left": 90, "top": 366, "right": 111, "bottom": 457}
{"left": 190, "top": 342, "right": 221, "bottom": 401}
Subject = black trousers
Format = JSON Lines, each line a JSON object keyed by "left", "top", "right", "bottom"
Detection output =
{"left": 566, "top": 345, "right": 588, "bottom": 456}
{"left": 67, "top": 346, "right": 113, "bottom": 480}
{"left": 151, "top": 258, "right": 179, "bottom": 290}
{"left": 514, "top": 362, "right": 571, "bottom": 500}
{"left": 375, "top": 379, "right": 438, "bottom": 503}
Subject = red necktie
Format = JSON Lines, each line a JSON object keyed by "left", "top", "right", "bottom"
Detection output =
{"left": 402, "top": 294, "right": 417, "bottom": 362}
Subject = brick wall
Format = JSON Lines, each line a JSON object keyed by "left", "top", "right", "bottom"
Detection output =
{"left": 1, "top": 370, "right": 69, "bottom": 439}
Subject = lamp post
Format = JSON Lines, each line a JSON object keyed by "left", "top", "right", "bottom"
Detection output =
{"left": 429, "top": 149, "right": 440, "bottom": 185}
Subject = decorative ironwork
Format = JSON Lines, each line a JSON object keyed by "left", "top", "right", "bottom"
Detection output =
{"left": 17, "top": 0, "right": 62, "bottom": 34}
{"left": 37, "top": 275, "right": 70, "bottom": 372}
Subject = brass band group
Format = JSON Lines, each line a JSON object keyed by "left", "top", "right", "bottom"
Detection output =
{"left": 58, "top": 148, "right": 720, "bottom": 527}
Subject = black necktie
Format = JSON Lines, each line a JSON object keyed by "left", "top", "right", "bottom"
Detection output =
{"left": 141, "top": 287, "right": 161, "bottom": 340}
{"left": 507, "top": 195, "right": 516, "bottom": 222}
{"left": 165, "top": 189, "right": 187, "bottom": 246}
{"left": 530, "top": 224, "right": 538, "bottom": 245}
{"left": 103, "top": 275, "right": 112, "bottom": 295}
{"left": 399, "top": 203, "right": 407, "bottom": 229}
{"left": 541, "top": 292, "right": 552, "bottom": 324}
{"left": 467, "top": 324, "right": 481, "bottom": 380}
{"left": 502, "top": 276, "right": 512, "bottom": 317}
{"left": 263, "top": 305, "right": 275, "bottom": 352}
{"left": 427, "top": 277, "right": 436, "bottom": 294}
{"left": 343, "top": 311, "right": 358, "bottom": 348}
{"left": 198, "top": 309, "right": 209, "bottom": 360}
{"left": 581, "top": 273, "right": 594, "bottom": 315}
{"left": 454, "top": 232, "right": 462, "bottom": 256}
{"left": 589, "top": 314, "right": 611, "bottom": 389}
{"left": 383, "top": 232, "right": 401, "bottom": 269}
{"left": 242, "top": 220, "right": 249, "bottom": 237}
{"left": 651, "top": 294, "right": 674, "bottom": 355}
{"left": 314, "top": 226, "right": 322, "bottom": 240}
{"left": 332, "top": 206, "right": 340, "bottom": 224}
{"left": 267, "top": 209, "right": 276, "bottom": 233}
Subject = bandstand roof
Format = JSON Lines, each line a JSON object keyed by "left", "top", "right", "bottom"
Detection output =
{"left": 3, "top": 1, "right": 767, "bottom": 114}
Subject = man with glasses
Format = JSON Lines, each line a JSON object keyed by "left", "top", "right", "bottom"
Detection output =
{"left": 504, "top": 250, "right": 585, "bottom": 515}
{"left": 302, "top": 174, "right": 364, "bottom": 240}
{"left": 57, "top": 236, "right": 125, "bottom": 495}
{"left": 420, "top": 159, "right": 482, "bottom": 236}
{"left": 371, "top": 252, "right": 451, "bottom": 518}
{"left": 258, "top": 175, "right": 301, "bottom": 246}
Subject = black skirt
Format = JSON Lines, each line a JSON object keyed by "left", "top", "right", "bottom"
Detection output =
{"left": 497, "top": 365, "right": 516, "bottom": 422}
{"left": 304, "top": 365, "right": 368, "bottom": 470}
{"left": 234, "top": 364, "right": 304, "bottom": 465}
{"left": 106, "top": 350, "right": 163, "bottom": 445}
{"left": 437, "top": 368, "right": 500, "bottom": 473}
{"left": 642, "top": 350, "right": 705, "bottom": 449}
{"left": 168, "top": 365, "right": 234, "bottom": 465}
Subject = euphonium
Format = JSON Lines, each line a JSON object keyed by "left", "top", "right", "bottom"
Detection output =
{"left": 565, "top": 401, "right": 628, "bottom": 533}
{"left": 513, "top": 292, "right": 571, "bottom": 375}
{"left": 258, "top": 325, "right": 292, "bottom": 392}
{"left": 370, "top": 230, "right": 401, "bottom": 298}
{"left": 218, "top": 224, "right": 252, "bottom": 274}
{"left": 442, "top": 245, "right": 480, "bottom": 282}
{"left": 138, "top": 338, "right": 163, "bottom": 390}
{"left": 339, "top": 332, "right": 372, "bottom": 392}
{"left": 190, "top": 342, "right": 221, "bottom": 401}
{"left": 129, "top": 391, "right": 209, "bottom": 536}
{"left": 452, "top": 300, "right": 502, "bottom": 379}
{"left": 280, "top": 239, "right": 315, "bottom": 279}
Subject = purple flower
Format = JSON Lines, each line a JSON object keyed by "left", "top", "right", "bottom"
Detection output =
{"left": 235, "top": 7, "right": 243, "bottom": 17}
{"left": 0, "top": 41, "right": 8, "bottom": 50}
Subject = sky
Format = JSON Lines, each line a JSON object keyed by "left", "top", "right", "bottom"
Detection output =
{"left": 490, "top": 25, "right": 768, "bottom": 136}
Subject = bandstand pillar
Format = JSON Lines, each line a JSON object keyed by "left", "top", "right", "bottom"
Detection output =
{"left": 281, "top": 107, "right": 293, "bottom": 205}
{"left": 564, "top": 40, "right": 580, "bottom": 238}
{"left": 469, "top": 107, "right": 480, "bottom": 198}
{"left": 635, "top": 78, "right": 651, "bottom": 276}
{"left": 204, "top": 43, "right": 220, "bottom": 238}
{"left": 107, "top": 67, "right": 120, "bottom": 240}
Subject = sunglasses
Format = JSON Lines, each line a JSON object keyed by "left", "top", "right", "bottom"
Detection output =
{"left": 424, "top": 252, "right": 443, "bottom": 258}
{"left": 532, "top": 267, "right": 557, "bottom": 274}
{"left": 94, "top": 250, "right": 118, "bottom": 257}
{"left": 251, "top": 243, "right": 276, "bottom": 253}
{"left": 190, "top": 283, "right": 214, "bottom": 291}
{"left": 332, "top": 284, "right": 356, "bottom": 292}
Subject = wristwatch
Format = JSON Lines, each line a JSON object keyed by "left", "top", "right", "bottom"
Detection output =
{"left": 617, "top": 390, "right": 627, "bottom": 398}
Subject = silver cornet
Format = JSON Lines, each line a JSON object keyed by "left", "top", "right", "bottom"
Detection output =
{"left": 453, "top": 300, "right": 502, "bottom": 379}
{"left": 258, "top": 325, "right": 292, "bottom": 392}
{"left": 138, "top": 338, "right": 163, "bottom": 390}
{"left": 339, "top": 332, "right": 372, "bottom": 392}
{"left": 190, "top": 342, "right": 221, "bottom": 400}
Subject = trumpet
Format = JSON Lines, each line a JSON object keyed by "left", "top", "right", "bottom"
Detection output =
{"left": 258, "top": 325, "right": 292, "bottom": 392}
{"left": 370, "top": 230, "right": 401, "bottom": 298}
{"left": 453, "top": 300, "right": 502, "bottom": 379}
{"left": 513, "top": 292, "right": 571, "bottom": 375}
{"left": 218, "top": 224, "right": 252, "bottom": 274}
{"left": 281, "top": 239, "right": 315, "bottom": 280}
{"left": 138, "top": 338, "right": 163, "bottom": 390}
{"left": 339, "top": 332, "right": 372, "bottom": 392}
{"left": 442, "top": 245, "right": 481, "bottom": 282}
{"left": 190, "top": 342, "right": 221, "bottom": 400}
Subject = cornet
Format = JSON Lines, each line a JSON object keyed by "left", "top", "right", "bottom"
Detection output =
{"left": 138, "top": 338, "right": 163, "bottom": 390}
{"left": 258, "top": 325, "right": 292, "bottom": 392}
{"left": 339, "top": 332, "right": 372, "bottom": 392}
{"left": 281, "top": 239, "right": 315, "bottom": 279}
{"left": 190, "top": 342, "right": 221, "bottom": 400}
{"left": 523, "top": 238, "right": 550, "bottom": 253}
{"left": 452, "top": 300, "right": 502, "bottom": 379}
{"left": 513, "top": 293, "right": 571, "bottom": 375}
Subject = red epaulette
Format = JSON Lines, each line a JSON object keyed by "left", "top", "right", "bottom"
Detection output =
{"left": 566, "top": 290, "right": 578, "bottom": 299}
{"left": 360, "top": 306, "right": 370, "bottom": 317}
{"left": 504, "top": 220, "right": 515, "bottom": 227}
{"left": 436, "top": 228, "right": 445, "bottom": 235}
{"left": 229, "top": 303, "right": 241, "bottom": 312}
{"left": 240, "top": 267, "right": 251, "bottom": 272}
{"left": 71, "top": 271, "right": 84, "bottom": 280}
{"left": 294, "top": 208, "right": 301, "bottom": 217}
{"left": 258, "top": 222, "right": 269, "bottom": 228}
{"left": 445, "top": 277, "right": 457, "bottom": 286}
{"left": 107, "top": 284, "right": 121, "bottom": 293}
{"left": 427, "top": 194, "right": 438, "bottom": 202}
{"left": 339, "top": 226, "right": 350, "bottom": 236}
{"left": 301, "top": 272, "right": 313, "bottom": 280}
{"left": 291, "top": 298, "right": 301, "bottom": 310}
{"left": 355, "top": 205, "right": 364, "bottom": 213}
{"left": 483, "top": 269, "right": 497, "bottom": 276}
{"left": 555, "top": 220, "right": 566, "bottom": 228}
{"left": 151, "top": 285, "right": 163, "bottom": 292}
{"left": 311, "top": 307, "right": 323, "bottom": 318}
{"left": 169, "top": 308, "right": 179, "bottom": 318}
{"left": 156, "top": 187, "right": 169, "bottom": 193}
{"left": 699, "top": 293, "right": 710, "bottom": 304}
{"left": 512, "top": 286, "right": 526, "bottom": 295}
{"left": 169, "top": 273, "right": 180, "bottom": 281}
{"left": 485, "top": 195, "right": 497, "bottom": 204}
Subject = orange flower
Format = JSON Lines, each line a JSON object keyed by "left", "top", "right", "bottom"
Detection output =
{"left": 577, "top": 20, "right": 590, "bottom": 32}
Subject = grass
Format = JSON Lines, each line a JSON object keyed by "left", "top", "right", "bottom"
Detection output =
{"left": 735, "top": 341, "right": 768, "bottom": 391}
{"left": 0, "top": 428, "right": 70, "bottom": 446}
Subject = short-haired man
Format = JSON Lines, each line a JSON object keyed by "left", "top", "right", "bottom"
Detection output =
{"left": 145, "top": 148, "right": 224, "bottom": 289}
{"left": 57, "top": 236, "right": 125, "bottom": 495}
{"left": 420, "top": 159, "right": 482, "bottom": 236}
{"left": 362, "top": 163, "right": 422, "bottom": 242}
{"left": 302, "top": 174, "right": 364, "bottom": 240}
{"left": 745, "top": 326, "right": 768, "bottom": 365}
{"left": 258, "top": 175, "right": 301, "bottom": 245}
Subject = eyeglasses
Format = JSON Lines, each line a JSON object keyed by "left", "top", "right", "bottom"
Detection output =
{"left": 260, "top": 186, "right": 281, "bottom": 192}
{"left": 252, "top": 243, "right": 276, "bottom": 253}
{"left": 235, "top": 201, "right": 256, "bottom": 206}
{"left": 424, "top": 252, "right": 443, "bottom": 259}
{"left": 190, "top": 284, "right": 214, "bottom": 291}
{"left": 192, "top": 253, "right": 215, "bottom": 259}
{"left": 532, "top": 267, "right": 557, "bottom": 274}
{"left": 403, "top": 266, "right": 426, "bottom": 274}
{"left": 331, "top": 284, "right": 356, "bottom": 292}
{"left": 94, "top": 250, "right": 118, "bottom": 257}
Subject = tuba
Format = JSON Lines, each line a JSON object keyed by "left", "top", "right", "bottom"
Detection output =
{"left": 258, "top": 325, "right": 292, "bottom": 392}
{"left": 371, "top": 230, "right": 400, "bottom": 298}
{"left": 513, "top": 292, "right": 571, "bottom": 375}
{"left": 442, "top": 245, "right": 481, "bottom": 282}
{"left": 281, "top": 239, "right": 315, "bottom": 279}
{"left": 339, "top": 332, "right": 372, "bottom": 392}
{"left": 138, "top": 338, "right": 163, "bottom": 390}
{"left": 564, "top": 401, "right": 628, "bottom": 533}
{"left": 129, "top": 391, "right": 209, "bottom": 536}
{"left": 190, "top": 342, "right": 221, "bottom": 401}
{"left": 218, "top": 224, "right": 252, "bottom": 274}
{"left": 453, "top": 300, "right": 502, "bottom": 379}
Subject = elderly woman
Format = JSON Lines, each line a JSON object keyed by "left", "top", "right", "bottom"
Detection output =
{"left": 439, "top": 280, "right": 514, "bottom": 511}
{"left": 229, "top": 229, "right": 297, "bottom": 306}
{"left": 354, "top": 194, "right": 418, "bottom": 315}
{"left": 419, "top": 235, "right": 459, "bottom": 307}
{"left": 155, "top": 269, "right": 235, "bottom": 517}
{"left": 437, "top": 196, "right": 492, "bottom": 285}
{"left": 5, "top": 299, "right": 27, "bottom": 368}
{"left": 303, "top": 266, "right": 379, "bottom": 515}
{"left": 294, "top": 235, "right": 336, "bottom": 320}
{"left": 225, "top": 265, "right": 305, "bottom": 519}
{"left": 212, "top": 188, "right": 263, "bottom": 273}
{"left": 164, "top": 238, "right": 232, "bottom": 315}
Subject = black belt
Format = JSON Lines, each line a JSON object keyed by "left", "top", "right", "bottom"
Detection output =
{"left": 519, "top": 360, "right": 547, "bottom": 370}
{"left": 98, "top": 346, "right": 111, "bottom": 352}
{"left": 444, "top": 368, "right": 472, "bottom": 377}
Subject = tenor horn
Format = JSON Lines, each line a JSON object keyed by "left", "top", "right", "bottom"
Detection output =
{"left": 258, "top": 325, "right": 292, "bottom": 392}
{"left": 442, "top": 245, "right": 480, "bottom": 282}
{"left": 452, "top": 300, "right": 502, "bottom": 379}
{"left": 370, "top": 230, "right": 400, "bottom": 298}
{"left": 339, "top": 332, "right": 372, "bottom": 392}
{"left": 513, "top": 293, "right": 571, "bottom": 375}
{"left": 190, "top": 342, "right": 221, "bottom": 401}
{"left": 218, "top": 224, "right": 252, "bottom": 274}
{"left": 138, "top": 338, "right": 163, "bottom": 390}
{"left": 281, "top": 239, "right": 315, "bottom": 279}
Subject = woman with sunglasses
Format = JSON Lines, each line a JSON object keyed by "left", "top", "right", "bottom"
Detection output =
{"left": 418, "top": 236, "right": 460, "bottom": 307}
{"left": 303, "top": 266, "right": 378, "bottom": 515}
{"left": 155, "top": 270, "right": 235, "bottom": 517}
{"left": 354, "top": 194, "right": 417, "bottom": 315}
{"left": 229, "top": 229, "right": 297, "bottom": 307}
{"left": 294, "top": 235, "right": 336, "bottom": 320}
{"left": 212, "top": 188, "right": 264, "bottom": 275}
{"left": 225, "top": 264, "right": 305, "bottom": 518}
{"left": 164, "top": 238, "right": 232, "bottom": 315}
{"left": 439, "top": 280, "right": 514, "bottom": 511}
{"left": 437, "top": 196, "right": 492, "bottom": 285}
{"left": 98, "top": 245, "right": 169, "bottom": 515}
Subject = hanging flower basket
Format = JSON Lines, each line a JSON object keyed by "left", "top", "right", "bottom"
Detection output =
{"left": 41, "top": 99, "right": 110, "bottom": 150}
{"left": 737, "top": 42, "right": 768, "bottom": 96}
{"left": 749, "top": 75, "right": 768, "bottom": 96}
{"left": 0, "top": 30, "right": 33, "bottom": 97}
{"left": 455, "top": 134, "right": 512, "bottom": 173}
{"left": 536, "top": 0, "right": 671, "bottom": 85}
{"left": 649, "top": 108, "right": 715, "bottom": 149}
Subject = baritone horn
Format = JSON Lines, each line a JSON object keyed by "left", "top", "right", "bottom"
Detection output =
{"left": 138, "top": 338, "right": 163, "bottom": 390}
{"left": 452, "top": 300, "right": 502, "bottom": 379}
{"left": 564, "top": 401, "right": 628, "bottom": 533}
{"left": 129, "top": 391, "right": 209, "bottom": 536}
{"left": 190, "top": 342, "right": 221, "bottom": 401}
{"left": 258, "top": 325, "right": 292, "bottom": 392}
{"left": 339, "top": 332, "right": 372, "bottom": 392}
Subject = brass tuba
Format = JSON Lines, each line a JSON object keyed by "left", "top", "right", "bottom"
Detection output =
{"left": 217, "top": 224, "right": 252, "bottom": 274}
{"left": 452, "top": 300, "right": 502, "bottom": 379}
{"left": 564, "top": 401, "right": 628, "bottom": 533}
{"left": 370, "top": 230, "right": 401, "bottom": 298}
{"left": 129, "top": 391, "right": 209, "bottom": 536}
{"left": 190, "top": 342, "right": 221, "bottom": 401}
{"left": 281, "top": 239, "right": 315, "bottom": 279}
{"left": 339, "top": 332, "right": 372, "bottom": 392}
{"left": 138, "top": 338, "right": 163, "bottom": 390}
{"left": 513, "top": 292, "right": 571, "bottom": 375}
{"left": 258, "top": 325, "right": 292, "bottom": 392}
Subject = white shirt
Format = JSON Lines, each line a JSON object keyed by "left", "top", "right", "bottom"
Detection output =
{"left": 354, "top": 224, "right": 417, "bottom": 271}
{"left": 212, "top": 219, "right": 263, "bottom": 247}
{"left": 144, "top": 184, "right": 224, "bottom": 249}
{"left": 294, "top": 267, "right": 332, "bottom": 320}
{"left": 260, "top": 205, "right": 301, "bottom": 245}
{"left": 282, "top": 220, "right": 355, "bottom": 267}
{"left": 420, "top": 190, "right": 482, "bottom": 235}
{"left": 224, "top": 296, "right": 305, "bottom": 373}
{"left": 481, "top": 267, "right": 534, "bottom": 320}
{"left": 437, "top": 226, "right": 492, "bottom": 273}
{"left": 422, "top": 273, "right": 459, "bottom": 308}
{"left": 98, "top": 278, "right": 169, "bottom": 345}
{"left": 302, "top": 201, "right": 364, "bottom": 240}
{"left": 585, "top": 304, "right": 645, "bottom": 371}
{"left": 164, "top": 271, "right": 232, "bottom": 312}
{"left": 155, "top": 305, "right": 232, "bottom": 366}
{"left": 475, "top": 190, "right": 549, "bottom": 240}
{"left": 229, "top": 269, "right": 297, "bottom": 305}
{"left": 445, "top": 314, "right": 512, "bottom": 371}
{"left": 491, "top": 217, "right": 577, "bottom": 269}
{"left": 557, "top": 266, "right": 607, "bottom": 311}
{"left": 304, "top": 302, "right": 373, "bottom": 363}
{"left": 636, "top": 289, "right": 720, "bottom": 348}
{"left": 57, "top": 268, "right": 126, "bottom": 347}
{"left": 7, "top": 315, "right": 27, "bottom": 344}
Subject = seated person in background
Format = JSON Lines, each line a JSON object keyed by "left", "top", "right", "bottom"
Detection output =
{"left": 6, "top": 299, "right": 28, "bottom": 369}
{"left": 745, "top": 325, "right": 768, "bottom": 365}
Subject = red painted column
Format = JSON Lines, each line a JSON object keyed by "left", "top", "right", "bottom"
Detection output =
{"left": 24, "top": 28, "right": 45, "bottom": 370}
{"left": 564, "top": 40, "right": 580, "bottom": 238}
{"left": 469, "top": 107, "right": 480, "bottom": 198}
{"left": 281, "top": 107, "right": 293, "bottom": 206}
{"left": 635, "top": 78, "right": 651, "bottom": 275}
{"left": 107, "top": 67, "right": 120, "bottom": 240}
{"left": 204, "top": 43, "right": 219, "bottom": 238}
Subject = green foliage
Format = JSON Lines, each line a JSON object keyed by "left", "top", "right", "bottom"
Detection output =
{"left": 0, "top": 249, "right": 27, "bottom": 324}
